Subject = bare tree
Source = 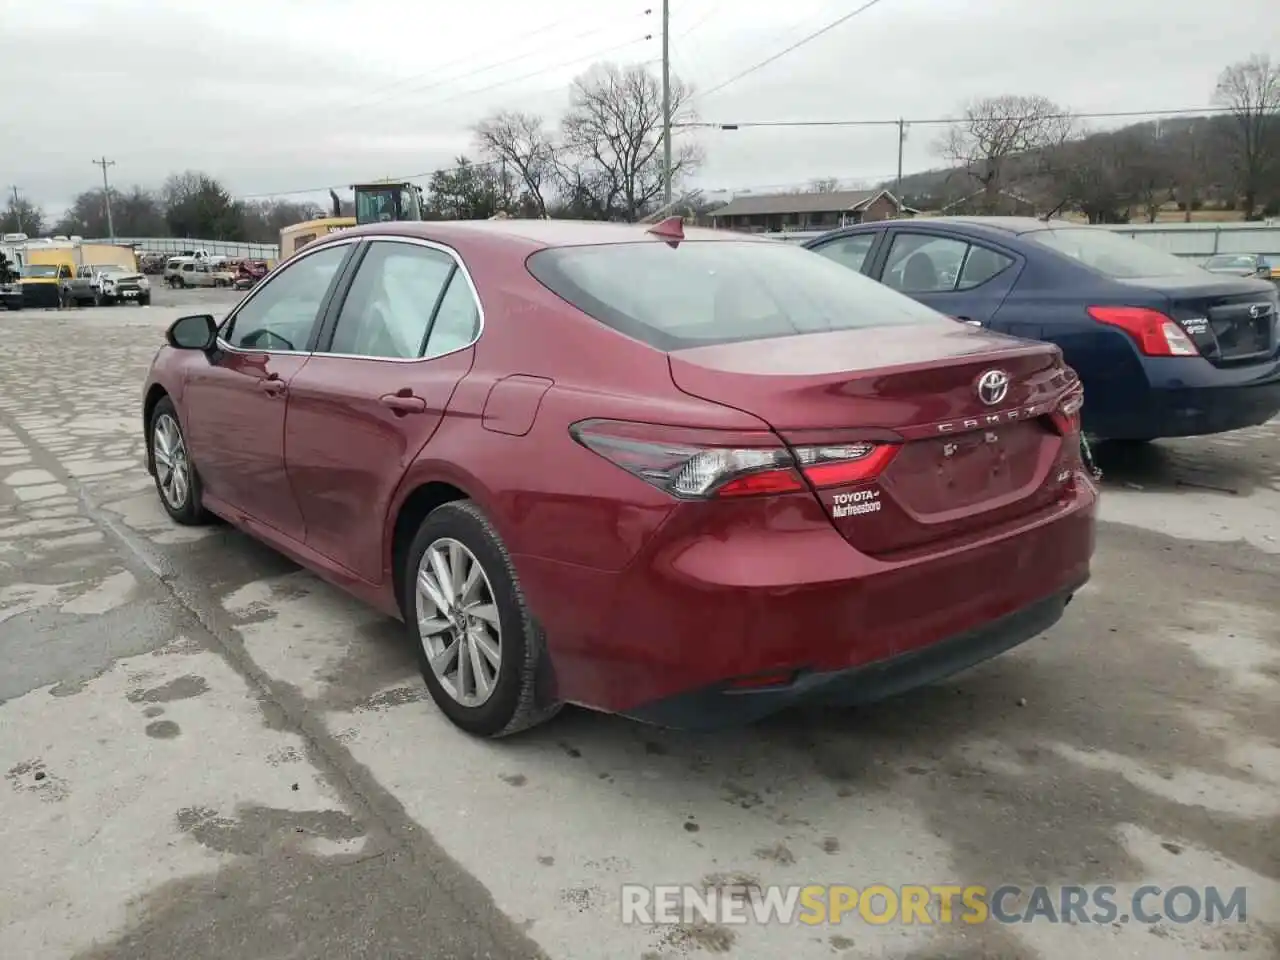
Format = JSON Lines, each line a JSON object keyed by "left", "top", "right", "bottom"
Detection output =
{"left": 1213, "top": 54, "right": 1280, "bottom": 219}
{"left": 1048, "top": 134, "right": 1130, "bottom": 224}
{"left": 1165, "top": 121, "right": 1216, "bottom": 221}
{"left": 1113, "top": 128, "right": 1177, "bottom": 222}
{"left": 807, "top": 177, "right": 841, "bottom": 193}
{"left": 474, "top": 111, "right": 556, "bottom": 218}
{"left": 560, "top": 63, "right": 703, "bottom": 221}
{"left": 938, "top": 94, "right": 1076, "bottom": 213}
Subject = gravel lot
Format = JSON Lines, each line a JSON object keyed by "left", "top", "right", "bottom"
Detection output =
{"left": 1, "top": 294, "right": 1277, "bottom": 960}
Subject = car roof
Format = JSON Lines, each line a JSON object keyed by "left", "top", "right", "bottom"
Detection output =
{"left": 807, "top": 216, "right": 1096, "bottom": 247}
{"left": 895, "top": 216, "right": 1077, "bottom": 236}
{"left": 332, "top": 218, "right": 772, "bottom": 252}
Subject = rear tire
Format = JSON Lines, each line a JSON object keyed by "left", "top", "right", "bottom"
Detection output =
{"left": 402, "top": 500, "right": 560, "bottom": 738}
{"left": 148, "top": 397, "right": 209, "bottom": 526}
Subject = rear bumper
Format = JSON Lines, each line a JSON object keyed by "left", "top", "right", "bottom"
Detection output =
{"left": 625, "top": 585, "right": 1079, "bottom": 730}
{"left": 1087, "top": 355, "right": 1280, "bottom": 440}
{"left": 518, "top": 476, "right": 1097, "bottom": 725}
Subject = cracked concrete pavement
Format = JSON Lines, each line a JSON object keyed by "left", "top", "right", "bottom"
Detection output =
{"left": 0, "top": 300, "right": 1277, "bottom": 959}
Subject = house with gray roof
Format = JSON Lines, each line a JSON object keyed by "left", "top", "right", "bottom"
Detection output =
{"left": 710, "top": 189, "right": 915, "bottom": 233}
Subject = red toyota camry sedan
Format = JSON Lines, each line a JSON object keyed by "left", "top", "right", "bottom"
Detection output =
{"left": 142, "top": 219, "right": 1096, "bottom": 737}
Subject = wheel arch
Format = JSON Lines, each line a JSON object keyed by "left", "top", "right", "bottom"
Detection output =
{"left": 388, "top": 480, "right": 472, "bottom": 616}
{"left": 142, "top": 384, "right": 170, "bottom": 474}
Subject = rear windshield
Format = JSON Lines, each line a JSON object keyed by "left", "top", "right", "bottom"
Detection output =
{"left": 1205, "top": 254, "right": 1257, "bottom": 268}
{"left": 1026, "top": 227, "right": 1203, "bottom": 279}
{"left": 527, "top": 240, "right": 947, "bottom": 350}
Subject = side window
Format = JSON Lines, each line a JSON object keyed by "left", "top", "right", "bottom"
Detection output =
{"left": 812, "top": 233, "right": 876, "bottom": 273}
{"left": 325, "top": 242, "right": 458, "bottom": 360}
{"left": 183, "top": 263, "right": 195, "bottom": 273}
{"left": 881, "top": 233, "right": 971, "bottom": 293}
{"left": 425, "top": 271, "right": 481, "bottom": 357}
{"left": 59, "top": 265, "right": 72, "bottom": 279}
{"left": 223, "top": 244, "right": 348, "bottom": 352}
{"left": 957, "top": 245, "right": 1014, "bottom": 289}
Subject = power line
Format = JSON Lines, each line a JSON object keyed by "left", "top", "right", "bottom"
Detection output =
{"left": 340, "top": 2, "right": 629, "bottom": 107}
{"left": 233, "top": 103, "right": 1223, "bottom": 202}
{"left": 675, "top": 0, "right": 731, "bottom": 41}
{"left": 675, "top": 105, "right": 1226, "bottom": 129}
{"left": 235, "top": 30, "right": 658, "bottom": 202}
{"left": 345, "top": 9, "right": 655, "bottom": 116}
{"left": 690, "top": 0, "right": 889, "bottom": 103}
{"left": 403, "top": 33, "right": 653, "bottom": 116}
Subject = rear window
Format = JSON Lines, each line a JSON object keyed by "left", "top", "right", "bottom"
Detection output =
{"left": 527, "top": 240, "right": 947, "bottom": 351}
{"left": 1026, "top": 227, "right": 1203, "bottom": 279}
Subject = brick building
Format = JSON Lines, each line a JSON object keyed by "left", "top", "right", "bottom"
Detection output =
{"left": 709, "top": 189, "right": 915, "bottom": 233}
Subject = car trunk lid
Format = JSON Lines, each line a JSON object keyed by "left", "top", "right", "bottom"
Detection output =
{"left": 1121, "top": 275, "right": 1279, "bottom": 366}
{"left": 668, "top": 324, "right": 1080, "bottom": 557}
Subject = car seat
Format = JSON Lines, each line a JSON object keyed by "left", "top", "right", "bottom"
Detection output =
{"left": 902, "top": 252, "right": 939, "bottom": 291}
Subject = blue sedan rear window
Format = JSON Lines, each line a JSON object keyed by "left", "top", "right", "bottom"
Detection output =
{"left": 528, "top": 240, "right": 948, "bottom": 351}
{"left": 1026, "top": 227, "right": 1204, "bottom": 279}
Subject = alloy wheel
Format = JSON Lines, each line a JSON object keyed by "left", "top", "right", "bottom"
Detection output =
{"left": 152, "top": 413, "right": 190, "bottom": 510}
{"left": 415, "top": 537, "right": 502, "bottom": 707}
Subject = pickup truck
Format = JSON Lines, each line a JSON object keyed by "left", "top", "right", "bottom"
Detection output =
{"left": 62, "top": 264, "right": 152, "bottom": 306}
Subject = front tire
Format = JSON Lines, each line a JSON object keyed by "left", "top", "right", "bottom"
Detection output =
{"left": 149, "top": 397, "right": 208, "bottom": 525}
{"left": 138, "top": 293, "right": 151, "bottom": 306}
{"left": 403, "top": 500, "right": 560, "bottom": 738}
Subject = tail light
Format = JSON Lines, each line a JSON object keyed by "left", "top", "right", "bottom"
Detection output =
{"left": 1049, "top": 390, "right": 1084, "bottom": 436}
{"left": 1087, "top": 306, "right": 1198, "bottom": 357}
{"left": 570, "top": 419, "right": 899, "bottom": 499}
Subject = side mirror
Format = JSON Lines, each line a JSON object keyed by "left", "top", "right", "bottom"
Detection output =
{"left": 166, "top": 314, "right": 218, "bottom": 351}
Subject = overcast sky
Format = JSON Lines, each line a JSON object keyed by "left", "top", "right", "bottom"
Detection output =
{"left": 1, "top": 0, "right": 1271, "bottom": 217}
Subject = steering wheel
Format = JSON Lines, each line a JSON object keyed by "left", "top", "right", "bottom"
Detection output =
{"left": 239, "top": 328, "right": 295, "bottom": 352}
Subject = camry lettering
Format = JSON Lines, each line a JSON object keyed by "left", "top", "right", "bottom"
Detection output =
{"left": 936, "top": 403, "right": 1049, "bottom": 434}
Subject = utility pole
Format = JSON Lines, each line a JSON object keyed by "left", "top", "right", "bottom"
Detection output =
{"left": 8, "top": 186, "right": 22, "bottom": 233}
{"left": 92, "top": 157, "right": 117, "bottom": 241}
{"left": 661, "top": 0, "right": 672, "bottom": 207}
{"left": 894, "top": 118, "right": 906, "bottom": 211}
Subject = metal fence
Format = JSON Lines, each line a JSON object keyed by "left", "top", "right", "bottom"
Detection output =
{"left": 88, "top": 237, "right": 280, "bottom": 259}
{"left": 92, "top": 221, "right": 1280, "bottom": 265}
{"left": 1104, "top": 221, "right": 1280, "bottom": 259}
{"left": 760, "top": 220, "right": 1280, "bottom": 262}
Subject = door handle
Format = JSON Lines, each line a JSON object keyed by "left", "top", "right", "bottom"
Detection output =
{"left": 379, "top": 392, "right": 427, "bottom": 414}
{"left": 952, "top": 316, "right": 982, "bottom": 326}
{"left": 258, "top": 375, "right": 287, "bottom": 396}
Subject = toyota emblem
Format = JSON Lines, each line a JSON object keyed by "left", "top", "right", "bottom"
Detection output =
{"left": 976, "top": 369, "right": 1010, "bottom": 406}
{"left": 1249, "top": 303, "right": 1270, "bottom": 319}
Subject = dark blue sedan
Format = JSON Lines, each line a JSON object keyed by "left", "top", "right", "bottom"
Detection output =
{"left": 803, "top": 217, "right": 1280, "bottom": 441}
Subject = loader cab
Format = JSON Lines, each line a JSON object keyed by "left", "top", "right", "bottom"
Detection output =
{"left": 352, "top": 182, "right": 425, "bottom": 225}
